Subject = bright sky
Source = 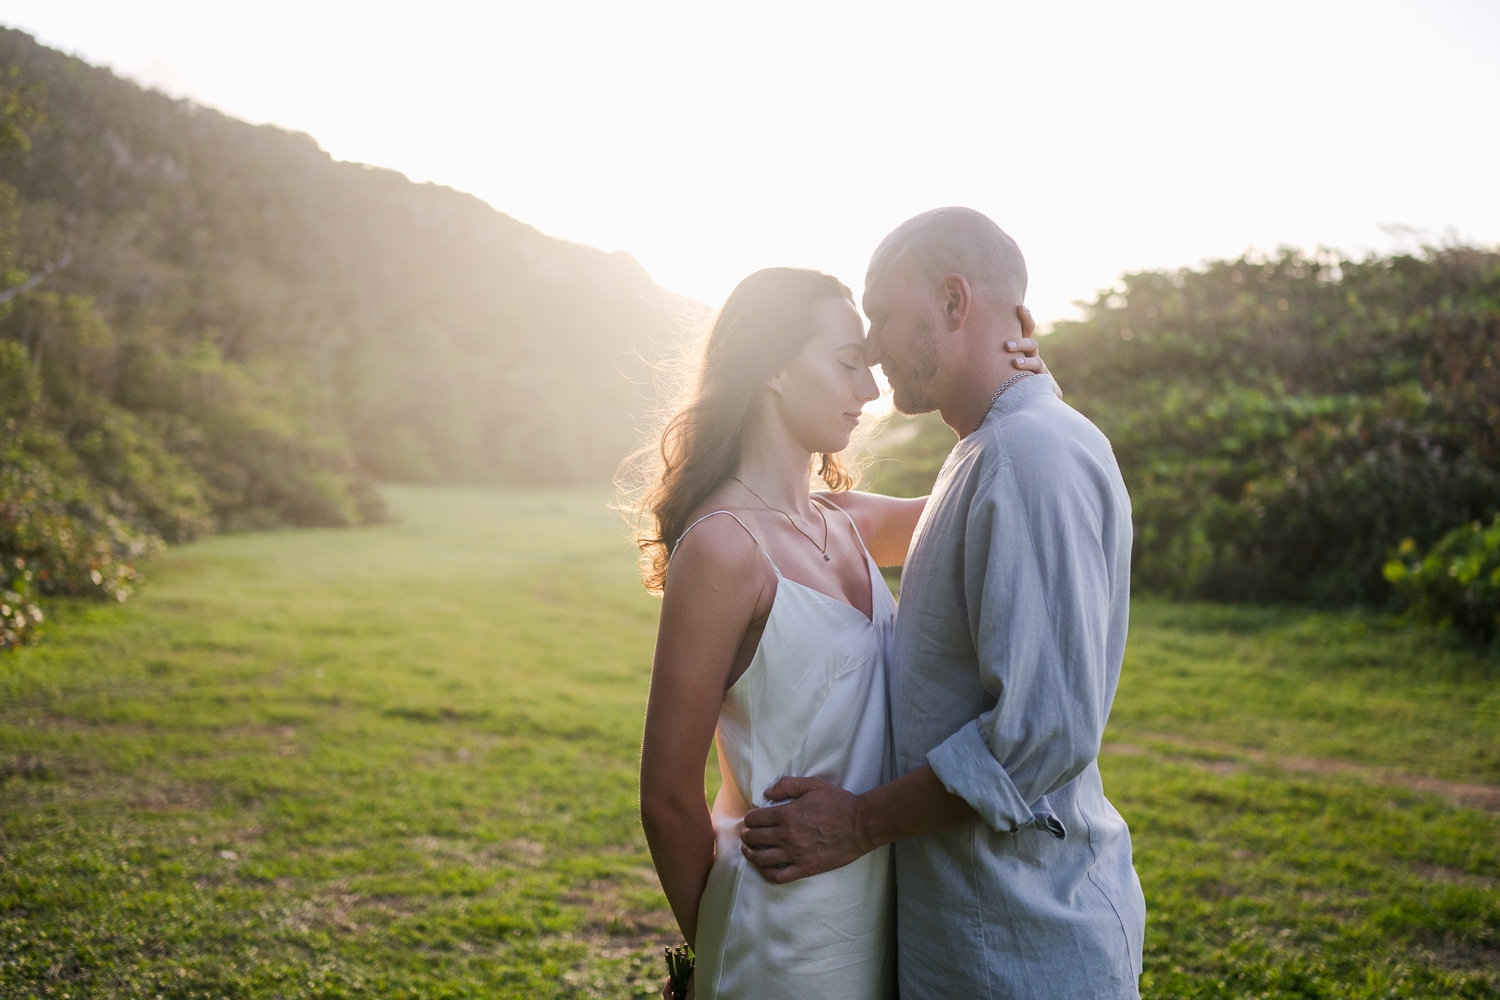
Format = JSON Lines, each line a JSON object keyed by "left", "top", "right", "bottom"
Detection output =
{"left": 3, "top": 0, "right": 1497, "bottom": 325}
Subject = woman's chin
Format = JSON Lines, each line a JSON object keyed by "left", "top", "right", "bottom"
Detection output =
{"left": 819, "top": 432, "right": 854, "bottom": 455}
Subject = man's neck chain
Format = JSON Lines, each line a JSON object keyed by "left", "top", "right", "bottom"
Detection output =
{"left": 973, "top": 372, "right": 1037, "bottom": 434}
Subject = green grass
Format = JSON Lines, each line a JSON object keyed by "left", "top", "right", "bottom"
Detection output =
{"left": 1113, "top": 602, "right": 1500, "bottom": 784}
{"left": 2, "top": 486, "right": 1497, "bottom": 998}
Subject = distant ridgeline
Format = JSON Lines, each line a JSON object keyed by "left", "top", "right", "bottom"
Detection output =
{"left": 873, "top": 248, "right": 1500, "bottom": 610}
{"left": 0, "top": 28, "right": 695, "bottom": 638}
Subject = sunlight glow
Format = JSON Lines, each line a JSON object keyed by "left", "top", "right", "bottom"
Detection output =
{"left": 6, "top": 0, "right": 1497, "bottom": 324}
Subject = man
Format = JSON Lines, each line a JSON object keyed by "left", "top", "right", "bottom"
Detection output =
{"left": 740, "top": 207, "right": 1145, "bottom": 999}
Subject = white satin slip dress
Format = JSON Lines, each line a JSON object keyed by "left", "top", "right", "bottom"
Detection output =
{"left": 673, "top": 506, "right": 896, "bottom": 1000}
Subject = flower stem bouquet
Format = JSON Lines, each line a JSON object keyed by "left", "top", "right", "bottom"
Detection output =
{"left": 664, "top": 944, "right": 695, "bottom": 999}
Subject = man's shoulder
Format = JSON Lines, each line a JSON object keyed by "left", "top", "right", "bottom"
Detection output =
{"left": 976, "top": 393, "right": 1114, "bottom": 479}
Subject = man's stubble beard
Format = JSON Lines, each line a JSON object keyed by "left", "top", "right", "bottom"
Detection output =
{"left": 887, "top": 315, "right": 943, "bottom": 416}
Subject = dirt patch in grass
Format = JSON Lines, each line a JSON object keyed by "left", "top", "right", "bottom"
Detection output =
{"left": 1104, "top": 736, "right": 1500, "bottom": 811}
{"left": 1410, "top": 863, "right": 1500, "bottom": 889}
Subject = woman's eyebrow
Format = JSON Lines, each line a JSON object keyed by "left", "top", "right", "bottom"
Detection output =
{"left": 835, "top": 342, "right": 866, "bottom": 352}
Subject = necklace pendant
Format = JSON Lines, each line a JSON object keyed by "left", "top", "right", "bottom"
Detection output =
{"left": 824, "top": 553, "right": 831, "bottom": 561}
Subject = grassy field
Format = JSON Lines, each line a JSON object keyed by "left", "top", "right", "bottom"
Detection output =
{"left": 2, "top": 486, "right": 1497, "bottom": 999}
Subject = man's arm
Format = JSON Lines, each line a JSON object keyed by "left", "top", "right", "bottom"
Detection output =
{"left": 740, "top": 765, "right": 973, "bottom": 883}
{"left": 926, "top": 426, "right": 1116, "bottom": 836}
{"left": 742, "top": 413, "right": 1121, "bottom": 879}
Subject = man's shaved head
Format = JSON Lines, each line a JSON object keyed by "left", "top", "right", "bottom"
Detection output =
{"left": 867, "top": 207, "right": 1027, "bottom": 310}
{"left": 862, "top": 208, "right": 1031, "bottom": 419}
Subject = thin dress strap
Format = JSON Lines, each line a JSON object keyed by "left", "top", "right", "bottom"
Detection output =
{"left": 815, "top": 495, "right": 871, "bottom": 560}
{"left": 672, "top": 510, "right": 782, "bottom": 577}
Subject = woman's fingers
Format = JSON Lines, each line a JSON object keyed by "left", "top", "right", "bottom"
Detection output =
{"left": 1007, "top": 305, "right": 1051, "bottom": 377}
{"left": 1017, "top": 304, "right": 1036, "bottom": 337}
{"left": 1005, "top": 337, "right": 1044, "bottom": 372}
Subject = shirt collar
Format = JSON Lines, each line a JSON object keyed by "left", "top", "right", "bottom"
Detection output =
{"left": 980, "top": 372, "right": 1059, "bottom": 428}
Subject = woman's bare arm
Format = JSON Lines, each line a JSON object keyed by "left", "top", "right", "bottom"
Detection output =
{"left": 818, "top": 491, "right": 927, "bottom": 567}
{"left": 640, "top": 517, "right": 769, "bottom": 948}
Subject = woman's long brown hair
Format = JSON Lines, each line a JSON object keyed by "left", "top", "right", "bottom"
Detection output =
{"left": 621, "top": 267, "right": 859, "bottom": 594}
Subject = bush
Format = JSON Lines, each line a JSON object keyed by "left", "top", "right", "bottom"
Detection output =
{"left": 0, "top": 454, "right": 156, "bottom": 648}
{"left": 0, "top": 560, "right": 42, "bottom": 648}
{"left": 1040, "top": 246, "right": 1500, "bottom": 605}
{"left": 0, "top": 338, "right": 159, "bottom": 647}
{"left": 867, "top": 247, "right": 1500, "bottom": 608}
{"left": 1385, "top": 516, "right": 1500, "bottom": 646}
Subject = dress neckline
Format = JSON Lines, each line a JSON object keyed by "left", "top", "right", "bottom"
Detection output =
{"left": 773, "top": 546, "right": 883, "bottom": 626}
{"left": 725, "top": 548, "right": 885, "bottom": 697}
{"left": 673, "top": 504, "right": 884, "bottom": 625}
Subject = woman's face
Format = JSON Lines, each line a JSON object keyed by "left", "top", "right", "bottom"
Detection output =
{"left": 769, "top": 296, "right": 881, "bottom": 455}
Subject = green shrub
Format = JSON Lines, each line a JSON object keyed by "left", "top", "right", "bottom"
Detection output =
{"left": 1385, "top": 516, "right": 1500, "bottom": 645}
{"left": 1, "top": 338, "right": 159, "bottom": 647}
{"left": 0, "top": 455, "right": 156, "bottom": 648}
{"left": 0, "top": 560, "right": 41, "bottom": 648}
{"left": 868, "top": 248, "right": 1500, "bottom": 606}
{"left": 1042, "top": 247, "right": 1500, "bottom": 605}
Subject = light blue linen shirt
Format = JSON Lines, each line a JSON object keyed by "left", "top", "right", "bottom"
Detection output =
{"left": 891, "top": 374, "right": 1146, "bottom": 999}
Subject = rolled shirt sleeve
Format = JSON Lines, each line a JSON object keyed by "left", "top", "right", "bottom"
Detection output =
{"left": 925, "top": 442, "right": 1118, "bottom": 838}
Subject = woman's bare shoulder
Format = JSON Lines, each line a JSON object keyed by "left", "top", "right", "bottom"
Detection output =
{"left": 664, "top": 504, "right": 767, "bottom": 587}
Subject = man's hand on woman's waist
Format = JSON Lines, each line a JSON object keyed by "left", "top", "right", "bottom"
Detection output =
{"left": 739, "top": 766, "right": 977, "bottom": 883}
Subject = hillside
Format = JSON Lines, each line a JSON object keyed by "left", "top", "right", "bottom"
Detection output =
{"left": 0, "top": 28, "right": 695, "bottom": 616}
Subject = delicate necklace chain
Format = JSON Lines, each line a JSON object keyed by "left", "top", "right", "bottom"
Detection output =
{"left": 728, "top": 476, "right": 832, "bottom": 562}
{"left": 973, "top": 371, "right": 1037, "bottom": 434}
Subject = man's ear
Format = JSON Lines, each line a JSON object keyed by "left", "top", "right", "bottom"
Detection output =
{"left": 941, "top": 274, "right": 972, "bottom": 332}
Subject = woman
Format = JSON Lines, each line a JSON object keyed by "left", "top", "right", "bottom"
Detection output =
{"left": 631, "top": 267, "right": 1043, "bottom": 999}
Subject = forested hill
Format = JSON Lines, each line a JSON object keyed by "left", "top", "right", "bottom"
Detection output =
{"left": 0, "top": 28, "right": 698, "bottom": 615}
{"left": 1, "top": 26, "right": 694, "bottom": 512}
